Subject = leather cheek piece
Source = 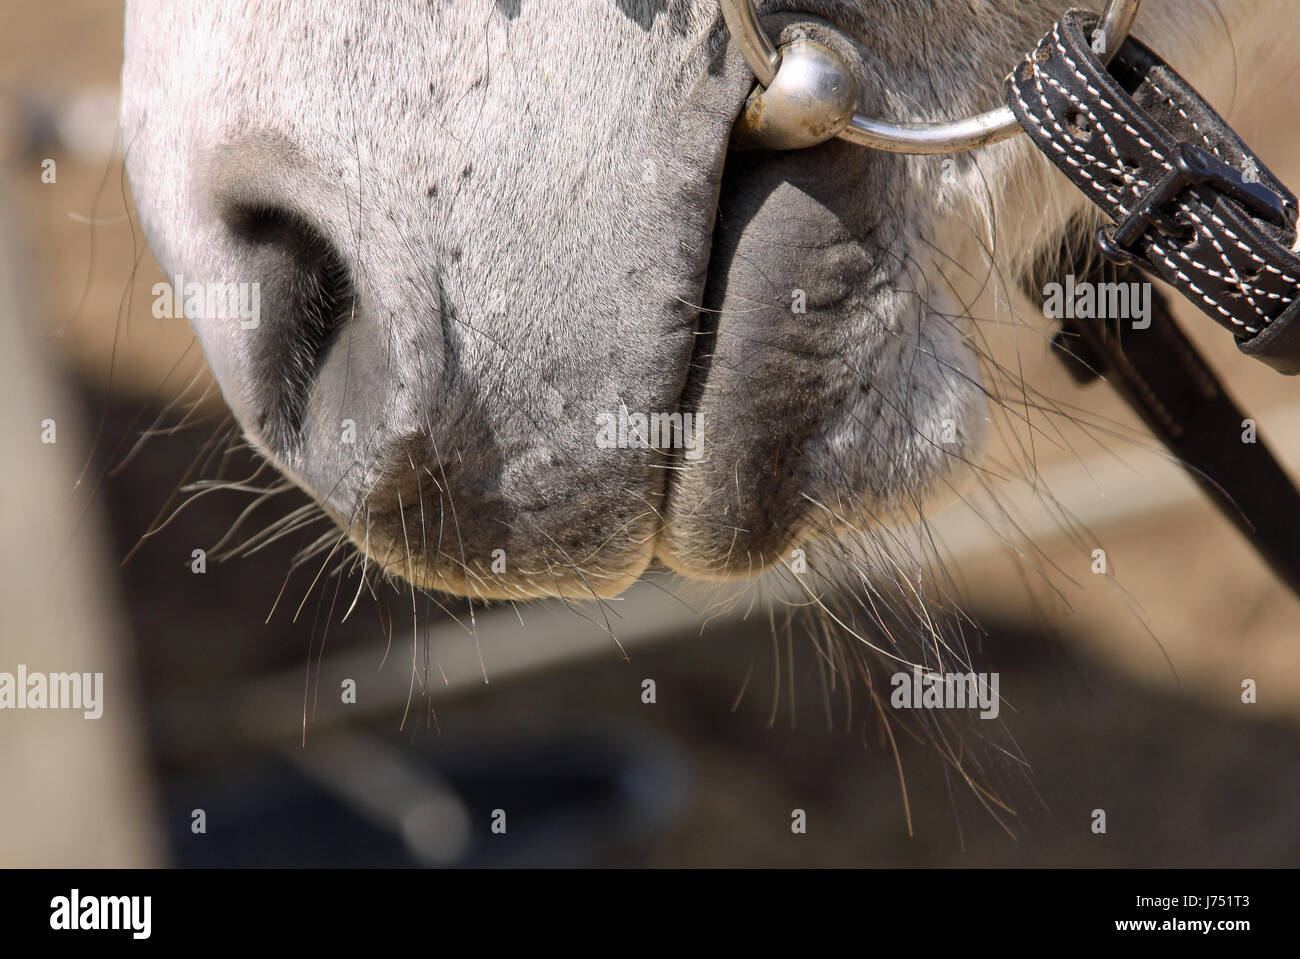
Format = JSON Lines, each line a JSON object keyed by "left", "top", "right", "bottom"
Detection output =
{"left": 1005, "top": 9, "right": 1300, "bottom": 374}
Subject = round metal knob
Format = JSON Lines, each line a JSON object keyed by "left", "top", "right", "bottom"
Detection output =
{"left": 730, "top": 39, "right": 859, "bottom": 151}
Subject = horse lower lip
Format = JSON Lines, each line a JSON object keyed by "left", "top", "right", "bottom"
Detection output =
{"left": 654, "top": 126, "right": 897, "bottom": 577}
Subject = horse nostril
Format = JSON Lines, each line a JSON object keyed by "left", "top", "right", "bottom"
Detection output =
{"left": 219, "top": 202, "right": 355, "bottom": 451}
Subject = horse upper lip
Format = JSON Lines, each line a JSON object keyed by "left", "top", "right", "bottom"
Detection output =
{"left": 655, "top": 37, "right": 764, "bottom": 484}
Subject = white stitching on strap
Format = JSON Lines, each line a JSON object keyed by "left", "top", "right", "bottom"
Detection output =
{"left": 1146, "top": 76, "right": 1221, "bottom": 159}
{"left": 1009, "top": 17, "right": 1298, "bottom": 337}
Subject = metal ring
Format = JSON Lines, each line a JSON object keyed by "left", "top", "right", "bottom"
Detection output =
{"left": 720, "top": 0, "right": 1143, "bottom": 154}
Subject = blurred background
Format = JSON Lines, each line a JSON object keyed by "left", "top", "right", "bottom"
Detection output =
{"left": 2, "top": 0, "right": 1300, "bottom": 867}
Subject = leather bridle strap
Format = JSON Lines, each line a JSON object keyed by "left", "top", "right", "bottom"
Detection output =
{"left": 1010, "top": 10, "right": 1300, "bottom": 596}
{"left": 1033, "top": 249, "right": 1300, "bottom": 599}
{"left": 1007, "top": 9, "right": 1300, "bottom": 372}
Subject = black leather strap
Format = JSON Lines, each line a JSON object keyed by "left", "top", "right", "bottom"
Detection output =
{"left": 1009, "top": 10, "right": 1300, "bottom": 598}
{"left": 1006, "top": 10, "right": 1300, "bottom": 373}
{"left": 1031, "top": 248, "right": 1300, "bottom": 599}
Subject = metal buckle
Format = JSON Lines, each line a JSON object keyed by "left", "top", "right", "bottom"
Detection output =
{"left": 1098, "top": 142, "right": 1296, "bottom": 266}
